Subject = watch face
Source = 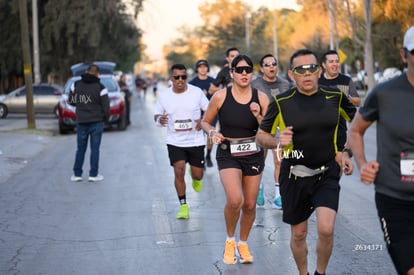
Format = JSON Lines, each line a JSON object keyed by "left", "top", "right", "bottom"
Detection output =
{"left": 343, "top": 148, "right": 352, "bottom": 158}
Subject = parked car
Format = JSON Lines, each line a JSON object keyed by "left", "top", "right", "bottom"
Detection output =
{"left": 0, "top": 83, "right": 63, "bottom": 118}
{"left": 377, "top": 67, "right": 402, "bottom": 83}
{"left": 57, "top": 62, "right": 127, "bottom": 134}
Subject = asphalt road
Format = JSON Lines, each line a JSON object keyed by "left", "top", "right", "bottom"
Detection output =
{"left": 0, "top": 89, "right": 396, "bottom": 275}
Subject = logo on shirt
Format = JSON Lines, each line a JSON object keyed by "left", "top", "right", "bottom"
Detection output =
{"left": 325, "top": 95, "right": 335, "bottom": 99}
{"left": 275, "top": 143, "right": 304, "bottom": 162}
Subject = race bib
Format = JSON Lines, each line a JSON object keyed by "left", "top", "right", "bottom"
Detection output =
{"left": 400, "top": 151, "right": 414, "bottom": 182}
{"left": 174, "top": 119, "right": 192, "bottom": 131}
{"left": 230, "top": 138, "right": 259, "bottom": 157}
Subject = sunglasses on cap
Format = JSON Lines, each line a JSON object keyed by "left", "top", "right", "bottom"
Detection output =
{"left": 232, "top": 66, "right": 254, "bottom": 74}
{"left": 405, "top": 48, "right": 414, "bottom": 55}
{"left": 263, "top": 62, "right": 278, "bottom": 67}
{"left": 172, "top": 74, "right": 187, "bottom": 80}
{"left": 291, "top": 64, "right": 320, "bottom": 76}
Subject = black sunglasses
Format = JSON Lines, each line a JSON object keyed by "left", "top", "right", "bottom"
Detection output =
{"left": 233, "top": 66, "right": 254, "bottom": 74}
{"left": 291, "top": 64, "right": 320, "bottom": 76}
{"left": 172, "top": 75, "right": 187, "bottom": 80}
{"left": 263, "top": 62, "right": 278, "bottom": 67}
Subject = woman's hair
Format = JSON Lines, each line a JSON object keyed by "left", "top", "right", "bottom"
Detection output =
{"left": 231, "top": 54, "right": 253, "bottom": 68}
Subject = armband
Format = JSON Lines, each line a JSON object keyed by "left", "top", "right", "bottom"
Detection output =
{"left": 342, "top": 148, "right": 353, "bottom": 158}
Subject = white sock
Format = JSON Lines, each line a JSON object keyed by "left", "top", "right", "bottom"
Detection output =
{"left": 238, "top": 240, "right": 247, "bottom": 245}
{"left": 275, "top": 183, "right": 280, "bottom": 198}
{"left": 226, "top": 236, "right": 235, "bottom": 242}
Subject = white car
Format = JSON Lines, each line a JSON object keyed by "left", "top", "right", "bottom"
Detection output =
{"left": 0, "top": 83, "right": 63, "bottom": 118}
{"left": 378, "top": 67, "right": 402, "bottom": 83}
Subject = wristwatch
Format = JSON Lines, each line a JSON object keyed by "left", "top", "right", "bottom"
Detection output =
{"left": 342, "top": 148, "right": 353, "bottom": 158}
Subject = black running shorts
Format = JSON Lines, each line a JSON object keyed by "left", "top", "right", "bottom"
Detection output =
{"left": 375, "top": 192, "right": 414, "bottom": 275}
{"left": 279, "top": 159, "right": 341, "bottom": 225}
{"left": 167, "top": 144, "right": 205, "bottom": 168}
{"left": 215, "top": 140, "right": 265, "bottom": 176}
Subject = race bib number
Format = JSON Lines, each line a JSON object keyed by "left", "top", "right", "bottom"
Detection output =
{"left": 400, "top": 151, "right": 414, "bottom": 182}
{"left": 230, "top": 138, "right": 259, "bottom": 157}
{"left": 174, "top": 119, "right": 192, "bottom": 131}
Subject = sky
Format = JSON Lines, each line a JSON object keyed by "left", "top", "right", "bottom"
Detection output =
{"left": 137, "top": 0, "right": 300, "bottom": 61}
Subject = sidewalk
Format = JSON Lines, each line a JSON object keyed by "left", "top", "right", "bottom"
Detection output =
{"left": 0, "top": 117, "right": 57, "bottom": 184}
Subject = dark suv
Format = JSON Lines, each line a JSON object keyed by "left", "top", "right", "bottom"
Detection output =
{"left": 57, "top": 62, "right": 127, "bottom": 134}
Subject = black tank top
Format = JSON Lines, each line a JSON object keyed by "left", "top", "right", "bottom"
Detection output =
{"left": 219, "top": 87, "right": 260, "bottom": 138}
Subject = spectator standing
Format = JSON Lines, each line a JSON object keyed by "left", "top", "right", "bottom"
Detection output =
{"left": 69, "top": 64, "right": 110, "bottom": 182}
{"left": 347, "top": 26, "right": 414, "bottom": 275}
{"left": 154, "top": 64, "right": 209, "bottom": 219}
{"left": 152, "top": 79, "right": 158, "bottom": 98}
{"left": 201, "top": 54, "right": 269, "bottom": 265}
{"left": 251, "top": 53, "right": 290, "bottom": 209}
{"left": 118, "top": 74, "right": 132, "bottom": 126}
{"left": 189, "top": 59, "right": 216, "bottom": 167}
{"left": 256, "top": 49, "right": 356, "bottom": 275}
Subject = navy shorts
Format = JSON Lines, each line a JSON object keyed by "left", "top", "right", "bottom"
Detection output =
{"left": 167, "top": 144, "right": 205, "bottom": 168}
{"left": 375, "top": 192, "right": 414, "bottom": 274}
{"left": 215, "top": 140, "right": 264, "bottom": 176}
{"left": 279, "top": 159, "right": 341, "bottom": 225}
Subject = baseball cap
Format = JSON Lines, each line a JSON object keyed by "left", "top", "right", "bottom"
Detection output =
{"left": 403, "top": 26, "right": 414, "bottom": 51}
{"left": 195, "top": 59, "right": 209, "bottom": 68}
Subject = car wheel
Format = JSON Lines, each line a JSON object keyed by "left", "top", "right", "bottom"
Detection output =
{"left": 59, "top": 121, "right": 73, "bottom": 134}
{"left": 53, "top": 105, "right": 59, "bottom": 118}
{"left": 0, "top": 103, "right": 8, "bottom": 118}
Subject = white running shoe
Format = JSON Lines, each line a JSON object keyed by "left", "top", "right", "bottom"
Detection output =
{"left": 88, "top": 174, "right": 104, "bottom": 182}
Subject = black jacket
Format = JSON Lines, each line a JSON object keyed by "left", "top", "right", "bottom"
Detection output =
{"left": 69, "top": 73, "right": 110, "bottom": 124}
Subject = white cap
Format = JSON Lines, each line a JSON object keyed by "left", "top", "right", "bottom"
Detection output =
{"left": 403, "top": 26, "right": 414, "bottom": 51}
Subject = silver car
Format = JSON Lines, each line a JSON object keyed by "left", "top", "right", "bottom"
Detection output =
{"left": 0, "top": 83, "right": 63, "bottom": 118}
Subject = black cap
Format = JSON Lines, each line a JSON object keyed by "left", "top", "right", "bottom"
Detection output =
{"left": 195, "top": 59, "right": 209, "bottom": 69}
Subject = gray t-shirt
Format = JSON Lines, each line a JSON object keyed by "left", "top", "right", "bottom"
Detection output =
{"left": 359, "top": 73, "right": 414, "bottom": 200}
{"left": 251, "top": 76, "right": 291, "bottom": 99}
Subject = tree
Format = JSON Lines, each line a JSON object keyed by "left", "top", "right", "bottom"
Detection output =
{"left": 0, "top": 0, "right": 144, "bottom": 92}
{"left": 41, "top": 0, "right": 143, "bottom": 81}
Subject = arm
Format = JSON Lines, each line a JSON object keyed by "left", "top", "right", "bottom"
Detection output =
{"left": 68, "top": 82, "right": 77, "bottom": 106}
{"left": 348, "top": 112, "right": 379, "bottom": 184}
{"left": 249, "top": 91, "right": 269, "bottom": 124}
{"left": 201, "top": 90, "right": 225, "bottom": 144}
{"left": 153, "top": 97, "right": 167, "bottom": 127}
{"left": 208, "top": 69, "right": 230, "bottom": 96}
{"left": 347, "top": 79, "right": 361, "bottom": 107}
{"left": 256, "top": 98, "right": 293, "bottom": 149}
{"left": 100, "top": 87, "right": 110, "bottom": 122}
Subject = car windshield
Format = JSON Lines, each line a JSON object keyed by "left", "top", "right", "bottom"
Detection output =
{"left": 64, "top": 77, "right": 118, "bottom": 94}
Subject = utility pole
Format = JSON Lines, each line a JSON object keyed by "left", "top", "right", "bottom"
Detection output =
{"left": 32, "top": 0, "right": 41, "bottom": 84}
{"left": 328, "top": 0, "right": 335, "bottom": 50}
{"left": 272, "top": 10, "right": 278, "bottom": 60}
{"left": 245, "top": 12, "right": 251, "bottom": 55}
{"left": 18, "top": 0, "right": 36, "bottom": 129}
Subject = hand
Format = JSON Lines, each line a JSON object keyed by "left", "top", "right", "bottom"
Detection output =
{"left": 360, "top": 160, "right": 380, "bottom": 184}
{"left": 194, "top": 119, "right": 202, "bottom": 131}
{"left": 210, "top": 131, "right": 225, "bottom": 144}
{"left": 249, "top": 102, "right": 261, "bottom": 118}
{"left": 159, "top": 114, "right": 168, "bottom": 127}
{"left": 342, "top": 153, "right": 354, "bottom": 175}
{"left": 279, "top": 126, "right": 293, "bottom": 147}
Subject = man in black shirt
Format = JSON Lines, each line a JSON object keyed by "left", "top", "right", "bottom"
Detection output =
{"left": 208, "top": 47, "right": 240, "bottom": 96}
{"left": 256, "top": 49, "right": 355, "bottom": 275}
